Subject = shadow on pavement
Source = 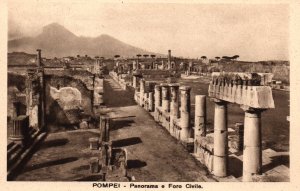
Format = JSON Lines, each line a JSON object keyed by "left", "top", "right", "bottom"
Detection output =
{"left": 111, "top": 119, "right": 135, "bottom": 131}
{"left": 127, "top": 160, "right": 147, "bottom": 169}
{"left": 103, "top": 79, "right": 137, "bottom": 107}
{"left": 39, "top": 138, "right": 69, "bottom": 149}
{"left": 112, "top": 137, "right": 142, "bottom": 147}
{"left": 228, "top": 156, "right": 243, "bottom": 178}
{"left": 262, "top": 155, "right": 289, "bottom": 173}
{"left": 23, "top": 157, "right": 78, "bottom": 173}
{"left": 74, "top": 174, "right": 103, "bottom": 181}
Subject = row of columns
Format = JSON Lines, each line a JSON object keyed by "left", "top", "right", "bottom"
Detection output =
{"left": 134, "top": 77, "right": 264, "bottom": 181}
{"left": 209, "top": 99, "right": 263, "bottom": 181}
{"left": 136, "top": 78, "right": 192, "bottom": 142}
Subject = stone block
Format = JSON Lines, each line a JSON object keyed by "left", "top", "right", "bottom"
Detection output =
{"left": 90, "top": 157, "right": 100, "bottom": 173}
{"left": 89, "top": 137, "right": 99, "bottom": 150}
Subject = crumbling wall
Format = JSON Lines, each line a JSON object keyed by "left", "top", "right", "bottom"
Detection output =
{"left": 45, "top": 75, "right": 93, "bottom": 131}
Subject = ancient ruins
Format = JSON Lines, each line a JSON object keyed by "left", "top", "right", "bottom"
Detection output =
{"left": 7, "top": 49, "right": 289, "bottom": 182}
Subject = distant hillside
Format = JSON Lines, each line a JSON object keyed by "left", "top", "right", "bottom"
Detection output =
{"left": 8, "top": 23, "right": 161, "bottom": 58}
{"left": 7, "top": 52, "right": 37, "bottom": 65}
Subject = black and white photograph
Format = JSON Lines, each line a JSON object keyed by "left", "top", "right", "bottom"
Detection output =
{"left": 2, "top": 0, "right": 300, "bottom": 189}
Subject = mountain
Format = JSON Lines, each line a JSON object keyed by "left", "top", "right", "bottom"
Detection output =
{"left": 8, "top": 23, "right": 160, "bottom": 58}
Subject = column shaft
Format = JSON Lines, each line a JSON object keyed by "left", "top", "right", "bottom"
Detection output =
{"left": 243, "top": 110, "right": 262, "bottom": 182}
{"left": 180, "top": 86, "right": 191, "bottom": 141}
{"left": 194, "top": 95, "right": 206, "bottom": 153}
{"left": 154, "top": 85, "right": 161, "bottom": 121}
{"left": 213, "top": 101, "right": 228, "bottom": 177}
{"left": 139, "top": 79, "right": 145, "bottom": 106}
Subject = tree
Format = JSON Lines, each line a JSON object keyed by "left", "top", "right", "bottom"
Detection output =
{"left": 143, "top": 54, "right": 149, "bottom": 58}
{"left": 232, "top": 55, "right": 240, "bottom": 60}
{"left": 215, "top": 56, "right": 220, "bottom": 61}
{"left": 114, "top": 55, "right": 120, "bottom": 59}
{"left": 150, "top": 54, "right": 156, "bottom": 59}
{"left": 222, "top": 56, "right": 231, "bottom": 60}
{"left": 136, "top": 54, "right": 141, "bottom": 58}
{"left": 201, "top": 56, "right": 207, "bottom": 60}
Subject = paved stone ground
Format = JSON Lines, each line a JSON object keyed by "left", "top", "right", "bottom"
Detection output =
{"left": 14, "top": 77, "right": 214, "bottom": 181}
{"left": 101, "top": 77, "right": 213, "bottom": 181}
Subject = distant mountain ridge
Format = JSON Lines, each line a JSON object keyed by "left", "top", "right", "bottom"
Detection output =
{"left": 8, "top": 23, "right": 161, "bottom": 58}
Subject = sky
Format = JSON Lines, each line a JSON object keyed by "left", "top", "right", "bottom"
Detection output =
{"left": 8, "top": 0, "right": 289, "bottom": 61}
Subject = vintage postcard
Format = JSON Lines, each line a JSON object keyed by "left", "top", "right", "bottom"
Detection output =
{"left": 1, "top": 0, "right": 300, "bottom": 190}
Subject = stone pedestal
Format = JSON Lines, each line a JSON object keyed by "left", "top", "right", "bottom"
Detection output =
{"left": 89, "top": 137, "right": 99, "bottom": 150}
{"left": 179, "top": 86, "right": 191, "bottom": 141}
{"left": 213, "top": 100, "right": 228, "bottom": 177}
{"left": 242, "top": 109, "right": 263, "bottom": 182}
{"left": 90, "top": 157, "right": 100, "bottom": 173}
{"left": 194, "top": 95, "right": 206, "bottom": 153}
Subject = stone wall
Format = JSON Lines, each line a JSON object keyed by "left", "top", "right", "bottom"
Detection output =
{"left": 45, "top": 75, "right": 93, "bottom": 131}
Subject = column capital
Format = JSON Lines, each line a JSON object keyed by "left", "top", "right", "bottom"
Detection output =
{"left": 160, "top": 83, "right": 169, "bottom": 87}
{"left": 168, "top": 83, "right": 180, "bottom": 88}
{"left": 154, "top": 84, "right": 161, "bottom": 89}
{"left": 179, "top": 86, "right": 191, "bottom": 91}
{"left": 240, "top": 105, "right": 266, "bottom": 113}
{"left": 210, "top": 98, "right": 227, "bottom": 104}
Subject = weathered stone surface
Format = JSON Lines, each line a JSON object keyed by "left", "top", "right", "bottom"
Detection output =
{"left": 208, "top": 73, "right": 275, "bottom": 109}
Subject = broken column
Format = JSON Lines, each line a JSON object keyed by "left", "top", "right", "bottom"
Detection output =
{"left": 139, "top": 79, "right": 145, "bottom": 106}
{"left": 9, "top": 115, "right": 29, "bottom": 146}
{"left": 132, "top": 76, "right": 138, "bottom": 88}
{"left": 161, "top": 83, "right": 170, "bottom": 128}
{"left": 167, "top": 50, "right": 172, "bottom": 69}
{"left": 99, "top": 115, "right": 110, "bottom": 143}
{"left": 90, "top": 157, "right": 100, "bottom": 173}
{"left": 179, "top": 86, "right": 191, "bottom": 141}
{"left": 148, "top": 92, "right": 154, "bottom": 112}
{"left": 169, "top": 83, "right": 179, "bottom": 134}
{"left": 161, "top": 83, "right": 170, "bottom": 112}
{"left": 154, "top": 85, "right": 162, "bottom": 121}
{"left": 194, "top": 95, "right": 206, "bottom": 153}
{"left": 242, "top": 108, "right": 263, "bottom": 182}
{"left": 212, "top": 99, "right": 228, "bottom": 177}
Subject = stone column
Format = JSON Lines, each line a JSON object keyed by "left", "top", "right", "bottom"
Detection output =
{"left": 133, "top": 76, "right": 137, "bottom": 88}
{"left": 194, "top": 95, "right": 206, "bottom": 153}
{"left": 139, "top": 79, "right": 145, "bottom": 106}
{"left": 36, "top": 49, "right": 42, "bottom": 67}
{"left": 154, "top": 85, "right": 161, "bottom": 121}
{"left": 242, "top": 108, "right": 263, "bottom": 182}
{"left": 161, "top": 83, "right": 170, "bottom": 112}
{"left": 99, "top": 115, "right": 110, "bottom": 143}
{"left": 179, "top": 86, "right": 191, "bottom": 141}
{"left": 9, "top": 115, "right": 29, "bottom": 146}
{"left": 133, "top": 61, "right": 137, "bottom": 71}
{"left": 169, "top": 83, "right": 179, "bottom": 134}
{"left": 148, "top": 92, "right": 154, "bottom": 112}
{"left": 212, "top": 99, "right": 228, "bottom": 177}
